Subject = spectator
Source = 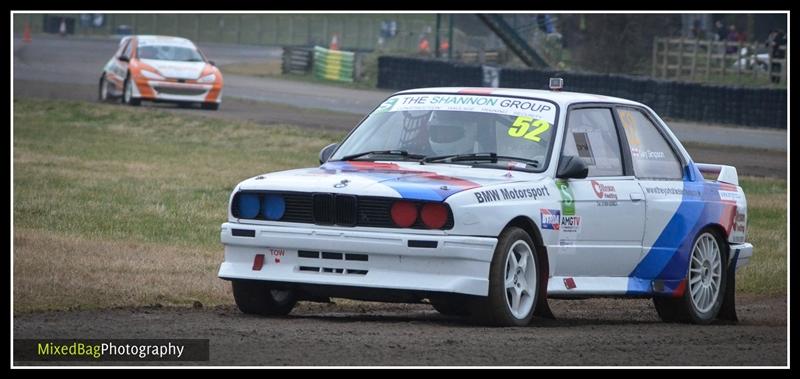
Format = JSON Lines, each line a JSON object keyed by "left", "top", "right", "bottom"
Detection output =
{"left": 726, "top": 25, "right": 740, "bottom": 53}
{"left": 713, "top": 20, "right": 725, "bottom": 41}
{"left": 418, "top": 35, "right": 431, "bottom": 55}
{"left": 768, "top": 29, "right": 787, "bottom": 83}
{"left": 691, "top": 19, "right": 705, "bottom": 39}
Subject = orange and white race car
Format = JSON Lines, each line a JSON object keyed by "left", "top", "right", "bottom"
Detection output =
{"left": 98, "top": 35, "right": 223, "bottom": 110}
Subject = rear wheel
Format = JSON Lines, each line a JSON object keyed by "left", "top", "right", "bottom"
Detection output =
{"left": 123, "top": 75, "right": 141, "bottom": 106}
{"left": 470, "top": 227, "right": 539, "bottom": 326}
{"left": 232, "top": 280, "right": 297, "bottom": 316}
{"left": 653, "top": 228, "right": 727, "bottom": 324}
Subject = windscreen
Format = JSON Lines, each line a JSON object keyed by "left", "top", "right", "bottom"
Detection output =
{"left": 331, "top": 94, "right": 559, "bottom": 170}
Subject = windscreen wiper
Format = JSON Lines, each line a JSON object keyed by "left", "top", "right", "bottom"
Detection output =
{"left": 338, "top": 150, "right": 425, "bottom": 161}
{"left": 422, "top": 152, "right": 539, "bottom": 167}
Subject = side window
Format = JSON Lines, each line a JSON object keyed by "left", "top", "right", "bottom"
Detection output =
{"left": 122, "top": 40, "right": 133, "bottom": 58}
{"left": 617, "top": 107, "right": 683, "bottom": 179}
{"left": 562, "top": 108, "right": 623, "bottom": 176}
{"left": 116, "top": 39, "right": 129, "bottom": 58}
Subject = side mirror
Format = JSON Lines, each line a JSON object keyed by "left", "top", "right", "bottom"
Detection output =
{"left": 208, "top": 60, "right": 216, "bottom": 66}
{"left": 319, "top": 143, "right": 339, "bottom": 164}
{"left": 556, "top": 155, "right": 589, "bottom": 179}
{"left": 118, "top": 55, "right": 130, "bottom": 62}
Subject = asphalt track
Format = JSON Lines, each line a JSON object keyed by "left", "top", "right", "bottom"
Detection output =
{"left": 12, "top": 34, "right": 788, "bottom": 366}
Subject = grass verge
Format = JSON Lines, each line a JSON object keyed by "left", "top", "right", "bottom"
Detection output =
{"left": 13, "top": 98, "right": 344, "bottom": 312}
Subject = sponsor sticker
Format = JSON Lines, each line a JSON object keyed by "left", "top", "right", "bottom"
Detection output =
{"left": 540, "top": 209, "right": 561, "bottom": 230}
{"left": 718, "top": 190, "right": 741, "bottom": 201}
{"left": 474, "top": 185, "right": 551, "bottom": 204}
{"left": 560, "top": 215, "right": 582, "bottom": 233}
{"left": 573, "top": 132, "right": 596, "bottom": 165}
{"left": 375, "top": 94, "right": 557, "bottom": 124}
{"left": 556, "top": 179, "right": 575, "bottom": 215}
{"left": 591, "top": 180, "right": 618, "bottom": 206}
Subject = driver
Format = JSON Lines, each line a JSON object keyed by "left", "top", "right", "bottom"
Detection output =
{"left": 426, "top": 111, "right": 480, "bottom": 156}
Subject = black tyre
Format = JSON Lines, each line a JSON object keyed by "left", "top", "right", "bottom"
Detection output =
{"left": 469, "top": 227, "right": 540, "bottom": 326}
{"left": 431, "top": 298, "right": 471, "bottom": 317}
{"left": 653, "top": 228, "right": 728, "bottom": 324}
{"left": 98, "top": 75, "right": 111, "bottom": 102}
{"left": 123, "top": 75, "right": 141, "bottom": 106}
{"left": 201, "top": 102, "right": 220, "bottom": 111}
{"left": 232, "top": 280, "right": 297, "bottom": 316}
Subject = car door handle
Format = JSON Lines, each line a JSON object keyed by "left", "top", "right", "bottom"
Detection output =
{"left": 630, "top": 193, "right": 644, "bottom": 201}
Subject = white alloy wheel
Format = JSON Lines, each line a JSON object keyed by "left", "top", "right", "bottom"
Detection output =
{"left": 689, "top": 232, "right": 723, "bottom": 314}
{"left": 504, "top": 240, "right": 537, "bottom": 319}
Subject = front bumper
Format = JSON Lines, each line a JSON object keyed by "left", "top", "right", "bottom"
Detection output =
{"left": 217, "top": 222, "right": 497, "bottom": 296}
{"left": 133, "top": 78, "right": 222, "bottom": 103}
{"left": 730, "top": 242, "right": 754, "bottom": 271}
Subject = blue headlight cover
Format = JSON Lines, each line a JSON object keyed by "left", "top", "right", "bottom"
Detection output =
{"left": 238, "top": 193, "right": 260, "bottom": 218}
{"left": 262, "top": 194, "right": 286, "bottom": 220}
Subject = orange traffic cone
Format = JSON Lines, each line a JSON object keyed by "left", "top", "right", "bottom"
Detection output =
{"left": 23, "top": 22, "right": 31, "bottom": 43}
{"left": 329, "top": 34, "right": 339, "bottom": 50}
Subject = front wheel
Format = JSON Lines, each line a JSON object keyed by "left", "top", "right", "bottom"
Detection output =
{"left": 232, "top": 280, "right": 297, "bottom": 316}
{"left": 654, "top": 228, "right": 727, "bottom": 324}
{"left": 470, "top": 227, "right": 539, "bottom": 326}
{"left": 123, "top": 75, "right": 141, "bottom": 106}
{"left": 98, "top": 75, "right": 111, "bottom": 102}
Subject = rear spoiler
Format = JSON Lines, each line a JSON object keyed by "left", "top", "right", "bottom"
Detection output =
{"left": 695, "top": 163, "right": 739, "bottom": 186}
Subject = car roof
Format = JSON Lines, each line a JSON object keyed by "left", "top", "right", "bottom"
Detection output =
{"left": 395, "top": 87, "right": 644, "bottom": 108}
{"left": 134, "top": 35, "right": 197, "bottom": 49}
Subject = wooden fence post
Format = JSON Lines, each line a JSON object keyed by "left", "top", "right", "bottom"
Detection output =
{"left": 676, "top": 38, "right": 684, "bottom": 79}
{"left": 721, "top": 41, "right": 728, "bottom": 78}
{"left": 652, "top": 37, "right": 658, "bottom": 78}
{"left": 662, "top": 38, "right": 669, "bottom": 78}
{"left": 691, "top": 38, "right": 699, "bottom": 81}
{"left": 705, "top": 39, "right": 712, "bottom": 82}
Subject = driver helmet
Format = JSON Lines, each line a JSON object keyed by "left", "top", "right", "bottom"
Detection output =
{"left": 427, "top": 111, "right": 478, "bottom": 155}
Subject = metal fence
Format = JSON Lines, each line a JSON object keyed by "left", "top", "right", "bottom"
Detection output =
{"left": 652, "top": 37, "right": 787, "bottom": 85}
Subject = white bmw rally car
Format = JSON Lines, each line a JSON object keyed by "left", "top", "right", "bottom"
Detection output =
{"left": 218, "top": 82, "right": 753, "bottom": 326}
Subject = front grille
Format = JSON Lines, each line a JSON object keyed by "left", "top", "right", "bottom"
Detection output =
{"left": 312, "top": 194, "right": 335, "bottom": 224}
{"left": 232, "top": 191, "right": 453, "bottom": 229}
{"left": 153, "top": 86, "right": 207, "bottom": 96}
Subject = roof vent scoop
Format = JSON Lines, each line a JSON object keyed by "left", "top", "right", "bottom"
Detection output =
{"left": 549, "top": 78, "right": 563, "bottom": 91}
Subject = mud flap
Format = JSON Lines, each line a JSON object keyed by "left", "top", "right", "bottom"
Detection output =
{"left": 717, "top": 250, "right": 739, "bottom": 322}
{"left": 533, "top": 273, "right": 555, "bottom": 319}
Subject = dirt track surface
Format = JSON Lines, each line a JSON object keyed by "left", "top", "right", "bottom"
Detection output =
{"left": 14, "top": 295, "right": 786, "bottom": 366}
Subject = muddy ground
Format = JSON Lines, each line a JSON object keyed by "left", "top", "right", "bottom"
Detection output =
{"left": 14, "top": 295, "right": 786, "bottom": 366}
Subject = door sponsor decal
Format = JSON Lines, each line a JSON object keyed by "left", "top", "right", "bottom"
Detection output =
{"left": 591, "top": 180, "right": 618, "bottom": 207}
{"left": 540, "top": 209, "right": 561, "bottom": 230}
{"left": 555, "top": 179, "right": 575, "bottom": 215}
{"left": 540, "top": 208, "right": 581, "bottom": 233}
